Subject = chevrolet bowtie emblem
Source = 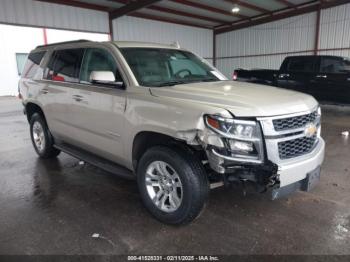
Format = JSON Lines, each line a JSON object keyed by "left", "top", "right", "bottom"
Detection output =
{"left": 304, "top": 123, "right": 317, "bottom": 137}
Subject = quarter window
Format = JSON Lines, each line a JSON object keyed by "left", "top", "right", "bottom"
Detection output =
{"left": 80, "top": 48, "right": 123, "bottom": 84}
{"left": 22, "top": 51, "right": 46, "bottom": 78}
{"left": 45, "top": 49, "right": 84, "bottom": 83}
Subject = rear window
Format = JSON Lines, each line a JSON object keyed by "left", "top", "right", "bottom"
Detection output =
{"left": 287, "top": 57, "right": 315, "bottom": 73}
{"left": 22, "top": 51, "right": 46, "bottom": 78}
{"left": 45, "top": 49, "right": 84, "bottom": 83}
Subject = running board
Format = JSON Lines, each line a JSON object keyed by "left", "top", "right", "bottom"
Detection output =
{"left": 54, "top": 142, "right": 135, "bottom": 180}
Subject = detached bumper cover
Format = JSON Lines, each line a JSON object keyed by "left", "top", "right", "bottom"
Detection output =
{"left": 271, "top": 166, "right": 321, "bottom": 200}
{"left": 277, "top": 138, "right": 325, "bottom": 187}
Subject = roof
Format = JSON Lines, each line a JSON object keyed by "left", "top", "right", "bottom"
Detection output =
{"left": 36, "top": 0, "right": 347, "bottom": 34}
{"left": 33, "top": 39, "right": 182, "bottom": 51}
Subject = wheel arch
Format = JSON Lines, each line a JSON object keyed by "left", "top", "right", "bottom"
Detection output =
{"left": 25, "top": 102, "right": 46, "bottom": 123}
{"left": 131, "top": 131, "right": 197, "bottom": 172}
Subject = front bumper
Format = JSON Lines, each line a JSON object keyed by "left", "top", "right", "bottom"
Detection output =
{"left": 206, "top": 137, "right": 325, "bottom": 195}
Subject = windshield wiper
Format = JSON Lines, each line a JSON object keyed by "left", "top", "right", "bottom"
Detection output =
{"left": 199, "top": 78, "right": 220, "bottom": 82}
{"left": 151, "top": 80, "right": 187, "bottom": 87}
{"left": 184, "top": 78, "right": 220, "bottom": 83}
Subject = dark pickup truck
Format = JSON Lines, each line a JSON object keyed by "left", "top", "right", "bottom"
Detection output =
{"left": 233, "top": 55, "right": 350, "bottom": 104}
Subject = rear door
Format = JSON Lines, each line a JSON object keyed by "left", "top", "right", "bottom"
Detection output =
{"left": 312, "top": 56, "right": 350, "bottom": 104}
{"left": 277, "top": 56, "right": 317, "bottom": 94}
{"left": 69, "top": 47, "right": 127, "bottom": 163}
{"left": 43, "top": 48, "right": 85, "bottom": 143}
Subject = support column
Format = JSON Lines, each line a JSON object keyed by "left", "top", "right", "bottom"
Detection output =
{"left": 213, "top": 31, "right": 216, "bottom": 67}
{"left": 42, "top": 28, "right": 48, "bottom": 45}
{"left": 314, "top": 8, "right": 321, "bottom": 55}
{"left": 109, "top": 14, "right": 114, "bottom": 41}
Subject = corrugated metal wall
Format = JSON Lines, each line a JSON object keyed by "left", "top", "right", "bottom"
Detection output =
{"left": 318, "top": 2, "right": 350, "bottom": 57}
{"left": 216, "top": 12, "right": 317, "bottom": 77}
{"left": 112, "top": 16, "right": 213, "bottom": 60}
{"left": 0, "top": 0, "right": 109, "bottom": 33}
{"left": 216, "top": 2, "right": 350, "bottom": 78}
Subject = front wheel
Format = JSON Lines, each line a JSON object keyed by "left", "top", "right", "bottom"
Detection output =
{"left": 137, "top": 146, "right": 209, "bottom": 225}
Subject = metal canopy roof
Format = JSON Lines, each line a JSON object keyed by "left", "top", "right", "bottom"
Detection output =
{"left": 35, "top": 0, "right": 350, "bottom": 34}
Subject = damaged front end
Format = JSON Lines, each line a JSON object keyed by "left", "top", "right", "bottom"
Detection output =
{"left": 176, "top": 112, "right": 280, "bottom": 193}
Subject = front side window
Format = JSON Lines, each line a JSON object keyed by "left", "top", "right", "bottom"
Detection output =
{"left": 45, "top": 49, "right": 84, "bottom": 83}
{"left": 287, "top": 57, "right": 315, "bottom": 73}
{"left": 120, "top": 48, "right": 221, "bottom": 87}
{"left": 320, "top": 57, "right": 350, "bottom": 73}
{"left": 22, "top": 51, "right": 46, "bottom": 78}
{"left": 80, "top": 48, "right": 123, "bottom": 84}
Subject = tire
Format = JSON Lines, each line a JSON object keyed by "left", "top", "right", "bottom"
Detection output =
{"left": 29, "top": 113, "right": 61, "bottom": 159}
{"left": 137, "top": 146, "right": 209, "bottom": 225}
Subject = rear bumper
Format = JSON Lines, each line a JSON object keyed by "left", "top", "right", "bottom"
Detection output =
{"left": 277, "top": 138, "right": 325, "bottom": 187}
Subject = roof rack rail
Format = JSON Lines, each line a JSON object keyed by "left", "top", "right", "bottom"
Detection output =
{"left": 36, "top": 39, "right": 92, "bottom": 49}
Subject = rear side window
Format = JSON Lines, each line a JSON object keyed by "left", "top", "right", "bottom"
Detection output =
{"left": 22, "top": 51, "right": 46, "bottom": 78}
{"left": 287, "top": 57, "right": 315, "bottom": 73}
{"left": 45, "top": 49, "right": 84, "bottom": 83}
{"left": 320, "top": 57, "right": 350, "bottom": 73}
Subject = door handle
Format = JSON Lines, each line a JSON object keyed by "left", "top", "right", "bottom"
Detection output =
{"left": 316, "top": 74, "right": 327, "bottom": 79}
{"left": 40, "top": 88, "right": 49, "bottom": 94}
{"left": 279, "top": 73, "right": 290, "bottom": 79}
{"left": 72, "top": 94, "right": 84, "bottom": 102}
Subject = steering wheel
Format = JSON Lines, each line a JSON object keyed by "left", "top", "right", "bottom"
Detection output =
{"left": 174, "top": 69, "right": 192, "bottom": 78}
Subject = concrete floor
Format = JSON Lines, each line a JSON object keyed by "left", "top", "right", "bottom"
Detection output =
{"left": 0, "top": 96, "right": 349, "bottom": 255}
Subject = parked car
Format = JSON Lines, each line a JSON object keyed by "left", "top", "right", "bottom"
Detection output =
{"left": 233, "top": 55, "right": 350, "bottom": 104}
{"left": 19, "top": 40, "right": 325, "bottom": 224}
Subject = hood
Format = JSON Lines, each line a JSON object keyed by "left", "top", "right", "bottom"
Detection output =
{"left": 150, "top": 81, "right": 318, "bottom": 117}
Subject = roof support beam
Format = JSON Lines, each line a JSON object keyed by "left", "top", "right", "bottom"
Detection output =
{"left": 274, "top": 0, "right": 296, "bottom": 8}
{"left": 215, "top": 0, "right": 350, "bottom": 35}
{"left": 146, "top": 5, "right": 228, "bottom": 24}
{"left": 170, "top": 0, "right": 248, "bottom": 19}
{"left": 35, "top": 0, "right": 111, "bottom": 11}
{"left": 129, "top": 12, "right": 211, "bottom": 29}
{"left": 223, "top": 0, "right": 270, "bottom": 13}
{"left": 110, "top": 0, "right": 227, "bottom": 24}
{"left": 110, "top": 0, "right": 163, "bottom": 20}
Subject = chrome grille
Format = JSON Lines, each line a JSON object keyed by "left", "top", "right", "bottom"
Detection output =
{"left": 273, "top": 111, "right": 318, "bottom": 131}
{"left": 278, "top": 134, "right": 317, "bottom": 159}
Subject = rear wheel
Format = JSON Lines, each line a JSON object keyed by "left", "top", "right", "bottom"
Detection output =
{"left": 30, "top": 113, "right": 61, "bottom": 158}
{"left": 137, "top": 146, "right": 209, "bottom": 225}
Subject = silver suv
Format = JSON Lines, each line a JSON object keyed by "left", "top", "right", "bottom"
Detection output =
{"left": 19, "top": 40, "right": 325, "bottom": 224}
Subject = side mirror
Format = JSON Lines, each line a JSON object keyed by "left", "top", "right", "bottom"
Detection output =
{"left": 90, "top": 71, "right": 124, "bottom": 88}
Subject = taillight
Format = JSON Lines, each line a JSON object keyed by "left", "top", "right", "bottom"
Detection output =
{"left": 233, "top": 71, "right": 238, "bottom": 81}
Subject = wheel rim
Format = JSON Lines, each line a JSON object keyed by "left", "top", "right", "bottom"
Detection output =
{"left": 145, "top": 161, "right": 183, "bottom": 213}
{"left": 32, "top": 121, "right": 46, "bottom": 152}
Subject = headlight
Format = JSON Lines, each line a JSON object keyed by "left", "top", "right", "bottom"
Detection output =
{"left": 204, "top": 114, "right": 264, "bottom": 162}
{"left": 204, "top": 115, "right": 260, "bottom": 141}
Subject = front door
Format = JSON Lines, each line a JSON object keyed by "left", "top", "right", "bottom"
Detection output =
{"left": 277, "top": 56, "right": 317, "bottom": 95}
{"left": 69, "top": 47, "right": 127, "bottom": 163}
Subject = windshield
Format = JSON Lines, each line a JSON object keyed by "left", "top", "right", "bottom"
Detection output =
{"left": 120, "top": 48, "right": 225, "bottom": 87}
